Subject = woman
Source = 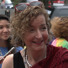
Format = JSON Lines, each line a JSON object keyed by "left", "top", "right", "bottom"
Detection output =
{"left": 0, "top": 14, "right": 23, "bottom": 68}
{"left": 2, "top": 4, "right": 68, "bottom": 68}
{"left": 0, "top": 14, "right": 15, "bottom": 67}
{"left": 51, "top": 17, "right": 68, "bottom": 49}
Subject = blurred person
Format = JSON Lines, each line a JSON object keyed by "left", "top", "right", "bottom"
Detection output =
{"left": 27, "top": 0, "right": 38, "bottom": 3}
{"left": 0, "top": 0, "right": 5, "bottom": 9}
{"left": 51, "top": 17, "right": 68, "bottom": 49}
{"left": 2, "top": 1, "right": 68, "bottom": 68}
{"left": 0, "top": 14, "right": 23, "bottom": 68}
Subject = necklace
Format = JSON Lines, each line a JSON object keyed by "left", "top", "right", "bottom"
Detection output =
{"left": 25, "top": 55, "right": 32, "bottom": 67}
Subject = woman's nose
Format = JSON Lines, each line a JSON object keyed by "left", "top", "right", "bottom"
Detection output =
{"left": 3, "top": 27, "right": 8, "bottom": 32}
{"left": 35, "top": 30, "right": 42, "bottom": 39}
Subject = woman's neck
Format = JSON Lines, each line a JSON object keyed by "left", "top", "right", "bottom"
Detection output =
{"left": 26, "top": 45, "right": 47, "bottom": 65}
{"left": 0, "top": 39, "right": 7, "bottom": 47}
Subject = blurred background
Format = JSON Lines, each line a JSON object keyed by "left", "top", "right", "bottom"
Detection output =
{"left": 0, "top": 0, "right": 68, "bottom": 18}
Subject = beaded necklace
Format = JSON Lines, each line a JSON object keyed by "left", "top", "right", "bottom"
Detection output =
{"left": 25, "top": 55, "right": 32, "bottom": 67}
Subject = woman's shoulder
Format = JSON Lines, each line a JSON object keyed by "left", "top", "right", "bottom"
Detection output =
{"left": 55, "top": 47, "right": 68, "bottom": 67}
{"left": 48, "top": 45, "right": 68, "bottom": 57}
{"left": 48, "top": 45, "right": 68, "bottom": 67}
{"left": 59, "top": 47, "right": 68, "bottom": 57}
{"left": 51, "top": 45, "right": 68, "bottom": 60}
{"left": 3, "top": 54, "right": 14, "bottom": 62}
{"left": 2, "top": 54, "right": 14, "bottom": 68}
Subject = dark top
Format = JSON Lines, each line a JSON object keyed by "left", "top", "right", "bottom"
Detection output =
{"left": 13, "top": 52, "right": 25, "bottom": 68}
{"left": 13, "top": 45, "right": 68, "bottom": 68}
{"left": 31, "top": 45, "right": 68, "bottom": 68}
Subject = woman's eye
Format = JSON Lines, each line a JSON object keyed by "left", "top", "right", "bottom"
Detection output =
{"left": 30, "top": 29, "right": 34, "bottom": 32}
{"left": 41, "top": 27, "right": 46, "bottom": 30}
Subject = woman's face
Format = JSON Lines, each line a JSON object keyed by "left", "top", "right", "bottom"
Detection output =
{"left": 24, "top": 15, "right": 48, "bottom": 51}
{"left": 0, "top": 20, "right": 10, "bottom": 40}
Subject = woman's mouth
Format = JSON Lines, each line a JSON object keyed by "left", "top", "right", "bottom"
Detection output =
{"left": 32, "top": 40, "right": 43, "bottom": 45}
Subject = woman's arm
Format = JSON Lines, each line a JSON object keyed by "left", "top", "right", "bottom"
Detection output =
{"left": 2, "top": 54, "right": 13, "bottom": 68}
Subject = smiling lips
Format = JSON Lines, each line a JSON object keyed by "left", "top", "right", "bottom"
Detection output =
{"left": 3, "top": 33, "right": 9, "bottom": 37}
{"left": 32, "top": 40, "right": 44, "bottom": 45}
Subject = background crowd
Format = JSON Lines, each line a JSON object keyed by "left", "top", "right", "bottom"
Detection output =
{"left": 0, "top": 0, "right": 68, "bottom": 68}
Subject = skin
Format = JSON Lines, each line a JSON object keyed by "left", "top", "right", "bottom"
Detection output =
{"left": 24, "top": 15, "right": 48, "bottom": 51}
{"left": 2, "top": 15, "right": 48, "bottom": 68}
{"left": 0, "top": 20, "right": 10, "bottom": 41}
{"left": 0, "top": 20, "right": 10, "bottom": 63}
